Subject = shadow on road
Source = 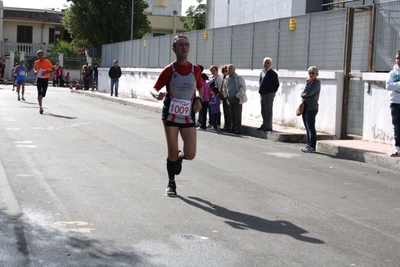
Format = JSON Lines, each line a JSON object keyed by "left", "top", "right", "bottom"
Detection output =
{"left": 43, "top": 113, "right": 77, "bottom": 119}
{"left": 0, "top": 208, "right": 146, "bottom": 266}
{"left": 178, "top": 196, "right": 324, "bottom": 244}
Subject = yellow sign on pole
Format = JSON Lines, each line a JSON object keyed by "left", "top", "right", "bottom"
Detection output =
{"left": 289, "top": 18, "right": 297, "bottom": 31}
{"left": 203, "top": 30, "right": 208, "bottom": 40}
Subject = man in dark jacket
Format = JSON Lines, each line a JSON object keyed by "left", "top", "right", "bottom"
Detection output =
{"left": 108, "top": 59, "right": 122, "bottom": 97}
{"left": 257, "top": 57, "right": 280, "bottom": 131}
{"left": 93, "top": 63, "right": 99, "bottom": 90}
{"left": 0, "top": 59, "right": 6, "bottom": 84}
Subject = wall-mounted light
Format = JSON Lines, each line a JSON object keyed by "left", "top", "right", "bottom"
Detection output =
{"left": 203, "top": 30, "right": 208, "bottom": 40}
{"left": 289, "top": 18, "right": 297, "bottom": 31}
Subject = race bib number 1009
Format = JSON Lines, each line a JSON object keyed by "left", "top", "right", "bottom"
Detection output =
{"left": 169, "top": 98, "right": 192, "bottom": 117}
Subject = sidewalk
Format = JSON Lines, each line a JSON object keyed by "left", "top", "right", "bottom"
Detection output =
{"left": 71, "top": 89, "right": 400, "bottom": 172}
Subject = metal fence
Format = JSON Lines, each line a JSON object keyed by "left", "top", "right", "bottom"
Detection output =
{"left": 102, "top": 8, "right": 348, "bottom": 71}
{"left": 374, "top": 0, "right": 400, "bottom": 71}
{"left": 101, "top": 1, "right": 400, "bottom": 73}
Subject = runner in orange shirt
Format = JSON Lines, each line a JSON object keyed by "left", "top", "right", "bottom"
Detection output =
{"left": 34, "top": 50, "right": 55, "bottom": 114}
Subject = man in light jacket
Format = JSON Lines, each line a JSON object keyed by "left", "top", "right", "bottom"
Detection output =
{"left": 385, "top": 50, "right": 400, "bottom": 157}
{"left": 222, "top": 64, "right": 247, "bottom": 134}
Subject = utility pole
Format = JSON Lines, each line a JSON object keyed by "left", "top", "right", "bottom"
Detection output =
{"left": 130, "top": 0, "right": 134, "bottom": 40}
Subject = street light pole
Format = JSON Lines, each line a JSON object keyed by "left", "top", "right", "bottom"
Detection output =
{"left": 130, "top": 0, "right": 134, "bottom": 40}
{"left": 173, "top": 10, "right": 178, "bottom": 34}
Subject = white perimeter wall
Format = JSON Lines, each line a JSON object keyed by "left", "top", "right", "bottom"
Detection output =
{"left": 362, "top": 73, "right": 394, "bottom": 145}
{"left": 95, "top": 68, "right": 395, "bottom": 145}
{"left": 97, "top": 68, "right": 347, "bottom": 140}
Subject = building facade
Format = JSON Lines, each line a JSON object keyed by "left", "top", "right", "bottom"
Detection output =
{"left": 146, "top": 0, "right": 186, "bottom": 36}
{"left": 208, "top": 0, "right": 377, "bottom": 28}
{"left": 0, "top": 2, "right": 68, "bottom": 57}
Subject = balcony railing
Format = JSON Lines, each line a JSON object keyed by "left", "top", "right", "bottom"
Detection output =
{"left": 2, "top": 42, "right": 49, "bottom": 56}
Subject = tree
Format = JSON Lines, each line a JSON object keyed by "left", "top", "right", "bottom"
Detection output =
{"left": 63, "top": 0, "right": 152, "bottom": 57}
{"left": 47, "top": 40, "right": 80, "bottom": 58}
{"left": 179, "top": 4, "right": 206, "bottom": 31}
{"left": 324, "top": 0, "right": 346, "bottom": 10}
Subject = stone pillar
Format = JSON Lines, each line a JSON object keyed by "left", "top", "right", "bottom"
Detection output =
{"left": 58, "top": 53, "right": 64, "bottom": 67}
{"left": 19, "top": 51, "right": 25, "bottom": 62}
{"left": 7, "top": 51, "right": 14, "bottom": 80}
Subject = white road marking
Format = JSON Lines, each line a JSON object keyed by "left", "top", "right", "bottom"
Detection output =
{"left": 15, "top": 141, "right": 36, "bottom": 148}
{"left": 2, "top": 117, "right": 15, "bottom": 121}
{"left": 53, "top": 221, "right": 95, "bottom": 233}
{"left": 265, "top": 152, "right": 300, "bottom": 159}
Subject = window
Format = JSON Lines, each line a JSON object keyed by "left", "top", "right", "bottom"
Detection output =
{"left": 17, "top": 25, "right": 33, "bottom": 43}
{"left": 49, "top": 28, "right": 55, "bottom": 44}
{"left": 154, "top": 0, "right": 168, "bottom": 7}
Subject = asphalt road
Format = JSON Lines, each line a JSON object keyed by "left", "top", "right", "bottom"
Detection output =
{"left": 0, "top": 85, "right": 399, "bottom": 266}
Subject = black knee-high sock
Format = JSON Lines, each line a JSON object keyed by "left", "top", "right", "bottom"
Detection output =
{"left": 166, "top": 158, "right": 176, "bottom": 181}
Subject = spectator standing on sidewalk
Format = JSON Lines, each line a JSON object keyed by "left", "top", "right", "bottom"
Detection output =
{"left": 64, "top": 72, "right": 71, "bottom": 87}
{"left": 84, "top": 64, "right": 92, "bottom": 90}
{"left": 198, "top": 72, "right": 210, "bottom": 130}
{"left": 300, "top": 66, "right": 321, "bottom": 153}
{"left": 150, "top": 35, "right": 203, "bottom": 197}
{"left": 257, "top": 57, "right": 280, "bottom": 132}
{"left": 12, "top": 62, "right": 18, "bottom": 91}
{"left": 219, "top": 65, "right": 231, "bottom": 131}
{"left": 55, "top": 65, "right": 63, "bottom": 87}
{"left": 0, "top": 59, "right": 6, "bottom": 84}
{"left": 34, "top": 50, "right": 55, "bottom": 114}
{"left": 209, "top": 86, "right": 221, "bottom": 130}
{"left": 222, "top": 64, "right": 247, "bottom": 134}
{"left": 208, "top": 65, "right": 222, "bottom": 94}
{"left": 14, "top": 59, "right": 27, "bottom": 101}
{"left": 385, "top": 50, "right": 400, "bottom": 157}
{"left": 207, "top": 65, "right": 223, "bottom": 128}
{"left": 108, "top": 60, "right": 122, "bottom": 97}
{"left": 52, "top": 73, "right": 57, "bottom": 87}
{"left": 93, "top": 63, "right": 99, "bottom": 90}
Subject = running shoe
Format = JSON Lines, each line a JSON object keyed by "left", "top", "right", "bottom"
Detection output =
{"left": 175, "top": 153, "right": 182, "bottom": 175}
{"left": 17, "top": 95, "right": 20, "bottom": 101}
{"left": 21, "top": 96, "right": 25, "bottom": 101}
{"left": 39, "top": 107, "right": 43, "bottom": 114}
{"left": 165, "top": 182, "right": 177, "bottom": 197}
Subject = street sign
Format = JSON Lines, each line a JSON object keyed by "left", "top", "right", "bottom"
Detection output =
{"left": 88, "top": 48, "right": 97, "bottom": 58}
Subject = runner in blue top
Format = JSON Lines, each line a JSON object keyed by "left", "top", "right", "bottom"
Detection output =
{"left": 14, "top": 60, "right": 27, "bottom": 101}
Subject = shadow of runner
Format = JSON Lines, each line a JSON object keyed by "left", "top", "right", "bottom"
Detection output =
{"left": 178, "top": 196, "right": 324, "bottom": 244}
{"left": 43, "top": 113, "right": 77, "bottom": 119}
{"left": 0, "top": 208, "right": 146, "bottom": 266}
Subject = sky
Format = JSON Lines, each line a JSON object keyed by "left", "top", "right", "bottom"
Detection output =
{"left": 2, "top": 0, "right": 206, "bottom": 14}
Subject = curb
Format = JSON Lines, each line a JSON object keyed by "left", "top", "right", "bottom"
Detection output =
{"left": 317, "top": 141, "right": 400, "bottom": 172}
